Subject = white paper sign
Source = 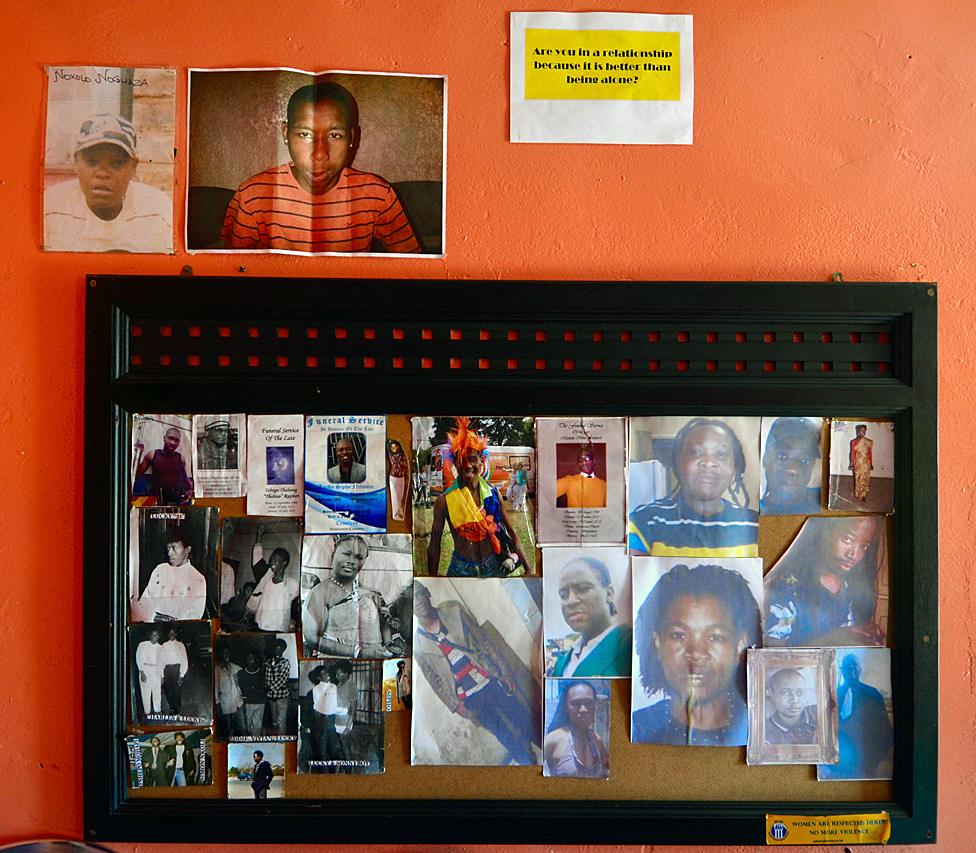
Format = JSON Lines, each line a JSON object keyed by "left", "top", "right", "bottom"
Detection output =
{"left": 510, "top": 11, "right": 694, "bottom": 144}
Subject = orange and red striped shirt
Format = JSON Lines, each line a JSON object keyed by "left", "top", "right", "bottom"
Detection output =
{"left": 221, "top": 164, "right": 421, "bottom": 254}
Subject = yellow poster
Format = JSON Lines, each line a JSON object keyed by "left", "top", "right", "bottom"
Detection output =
{"left": 766, "top": 812, "right": 891, "bottom": 845}
{"left": 525, "top": 29, "right": 680, "bottom": 101}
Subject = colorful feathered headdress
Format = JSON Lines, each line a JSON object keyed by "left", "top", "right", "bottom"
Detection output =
{"left": 448, "top": 416, "right": 489, "bottom": 458}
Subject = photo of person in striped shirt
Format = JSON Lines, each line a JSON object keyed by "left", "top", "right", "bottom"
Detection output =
{"left": 220, "top": 81, "right": 421, "bottom": 255}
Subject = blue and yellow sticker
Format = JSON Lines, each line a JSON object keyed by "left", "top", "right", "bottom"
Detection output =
{"left": 766, "top": 812, "right": 890, "bottom": 845}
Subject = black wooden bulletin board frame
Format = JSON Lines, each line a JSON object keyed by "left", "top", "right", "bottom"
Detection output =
{"left": 84, "top": 276, "right": 938, "bottom": 845}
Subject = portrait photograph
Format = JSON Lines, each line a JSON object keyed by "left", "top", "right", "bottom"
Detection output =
{"left": 130, "top": 414, "right": 193, "bottom": 505}
{"left": 267, "top": 447, "right": 295, "bottom": 485}
{"left": 542, "top": 546, "right": 631, "bottom": 678}
{"left": 627, "top": 416, "right": 761, "bottom": 558}
{"left": 411, "top": 577, "right": 543, "bottom": 766}
{"left": 220, "top": 517, "right": 301, "bottom": 634}
{"left": 297, "top": 660, "right": 386, "bottom": 775}
{"left": 126, "top": 729, "right": 212, "bottom": 790}
{"left": 305, "top": 416, "right": 387, "bottom": 534}
{"left": 828, "top": 419, "right": 895, "bottom": 513}
{"left": 187, "top": 68, "right": 445, "bottom": 256}
{"left": 214, "top": 632, "right": 298, "bottom": 742}
{"left": 746, "top": 647, "right": 839, "bottom": 766}
{"left": 556, "top": 442, "right": 607, "bottom": 506}
{"left": 630, "top": 557, "right": 763, "bottom": 746}
{"left": 326, "top": 431, "right": 368, "bottom": 484}
{"left": 129, "top": 621, "right": 213, "bottom": 727}
{"left": 382, "top": 657, "right": 412, "bottom": 712}
{"left": 536, "top": 417, "right": 627, "bottom": 545}
{"left": 227, "top": 742, "right": 284, "bottom": 799}
{"left": 387, "top": 438, "right": 410, "bottom": 522}
{"left": 411, "top": 416, "right": 537, "bottom": 576}
{"left": 246, "top": 413, "right": 304, "bottom": 516}
{"left": 192, "top": 413, "right": 245, "bottom": 498}
{"left": 301, "top": 533, "right": 412, "bottom": 659}
{"left": 43, "top": 65, "right": 175, "bottom": 253}
{"left": 764, "top": 514, "right": 889, "bottom": 647}
{"left": 759, "top": 416, "right": 825, "bottom": 516}
{"left": 543, "top": 678, "right": 611, "bottom": 779}
{"left": 128, "top": 505, "right": 218, "bottom": 624}
{"left": 817, "top": 647, "right": 893, "bottom": 781}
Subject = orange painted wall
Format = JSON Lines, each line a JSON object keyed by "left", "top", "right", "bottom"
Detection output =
{"left": 3, "top": 1, "right": 972, "bottom": 851}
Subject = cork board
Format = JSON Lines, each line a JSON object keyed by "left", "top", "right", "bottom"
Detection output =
{"left": 87, "top": 277, "right": 935, "bottom": 845}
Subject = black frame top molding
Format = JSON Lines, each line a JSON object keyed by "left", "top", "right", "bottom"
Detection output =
{"left": 84, "top": 277, "right": 938, "bottom": 845}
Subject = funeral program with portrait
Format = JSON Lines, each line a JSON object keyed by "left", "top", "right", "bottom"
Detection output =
{"left": 118, "top": 412, "right": 896, "bottom": 797}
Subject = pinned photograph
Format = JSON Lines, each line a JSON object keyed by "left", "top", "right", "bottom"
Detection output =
{"left": 305, "top": 416, "right": 387, "bottom": 533}
{"left": 536, "top": 417, "right": 626, "bottom": 545}
{"left": 412, "top": 416, "right": 536, "bottom": 576}
{"left": 411, "top": 415, "right": 435, "bottom": 512}
{"left": 760, "top": 417, "right": 824, "bottom": 515}
{"left": 543, "top": 678, "right": 610, "bottom": 779}
{"left": 187, "top": 68, "right": 445, "bottom": 255}
{"left": 227, "top": 742, "right": 284, "bottom": 799}
{"left": 411, "top": 577, "right": 543, "bottom": 766}
{"left": 129, "top": 506, "right": 218, "bottom": 623}
{"left": 43, "top": 66, "right": 175, "bottom": 253}
{"left": 764, "top": 515, "right": 889, "bottom": 647}
{"left": 220, "top": 517, "right": 301, "bottom": 633}
{"left": 631, "top": 558, "right": 763, "bottom": 746}
{"left": 297, "top": 660, "right": 385, "bottom": 774}
{"left": 387, "top": 438, "right": 411, "bottom": 521}
{"left": 246, "top": 414, "right": 304, "bottom": 516}
{"left": 301, "top": 534, "right": 412, "bottom": 659}
{"left": 126, "top": 729, "right": 212, "bottom": 789}
{"left": 818, "top": 648, "right": 893, "bottom": 781}
{"left": 130, "top": 621, "right": 213, "bottom": 727}
{"left": 746, "top": 648, "right": 839, "bottom": 766}
{"left": 192, "top": 414, "right": 246, "bottom": 497}
{"left": 628, "top": 417, "right": 761, "bottom": 557}
{"left": 131, "top": 414, "right": 193, "bottom": 505}
{"left": 214, "top": 633, "right": 299, "bottom": 742}
{"left": 828, "top": 420, "right": 895, "bottom": 513}
{"left": 382, "top": 658, "right": 412, "bottom": 712}
{"left": 543, "top": 547, "right": 631, "bottom": 678}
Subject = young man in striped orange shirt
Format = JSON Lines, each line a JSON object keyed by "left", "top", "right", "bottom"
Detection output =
{"left": 221, "top": 81, "right": 421, "bottom": 254}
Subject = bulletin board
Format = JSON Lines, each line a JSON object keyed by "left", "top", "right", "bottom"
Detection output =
{"left": 83, "top": 276, "right": 937, "bottom": 845}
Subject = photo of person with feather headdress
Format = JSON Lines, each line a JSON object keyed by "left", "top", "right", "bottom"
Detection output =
{"left": 423, "top": 417, "right": 534, "bottom": 577}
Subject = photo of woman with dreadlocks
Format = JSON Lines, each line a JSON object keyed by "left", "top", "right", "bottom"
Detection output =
{"left": 627, "top": 417, "right": 761, "bottom": 557}
{"left": 631, "top": 558, "right": 763, "bottom": 746}
{"left": 425, "top": 417, "right": 533, "bottom": 577}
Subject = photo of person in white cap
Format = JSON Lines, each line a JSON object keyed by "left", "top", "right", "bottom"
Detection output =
{"left": 43, "top": 112, "right": 173, "bottom": 252}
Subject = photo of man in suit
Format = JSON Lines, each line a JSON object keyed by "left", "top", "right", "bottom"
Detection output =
{"left": 328, "top": 435, "right": 367, "bottom": 484}
{"left": 251, "top": 750, "right": 273, "bottom": 799}
{"left": 141, "top": 736, "right": 168, "bottom": 787}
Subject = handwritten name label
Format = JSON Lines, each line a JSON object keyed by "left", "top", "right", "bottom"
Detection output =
{"left": 52, "top": 67, "right": 149, "bottom": 87}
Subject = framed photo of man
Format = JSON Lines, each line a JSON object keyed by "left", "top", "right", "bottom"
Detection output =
{"left": 746, "top": 647, "right": 839, "bottom": 766}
